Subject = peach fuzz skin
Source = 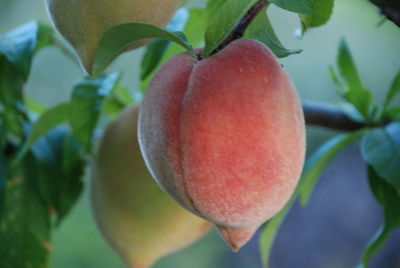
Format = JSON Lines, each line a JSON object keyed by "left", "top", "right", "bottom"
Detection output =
{"left": 138, "top": 39, "right": 306, "bottom": 251}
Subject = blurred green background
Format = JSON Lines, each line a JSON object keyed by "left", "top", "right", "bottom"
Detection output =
{"left": 1, "top": 0, "right": 399, "bottom": 267}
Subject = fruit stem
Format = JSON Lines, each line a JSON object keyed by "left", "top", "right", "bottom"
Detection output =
{"left": 210, "top": 0, "right": 268, "bottom": 56}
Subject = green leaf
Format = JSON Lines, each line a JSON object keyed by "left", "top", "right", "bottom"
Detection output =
{"left": 0, "top": 154, "right": 6, "bottom": 215}
{"left": 203, "top": 0, "right": 258, "bottom": 57}
{"left": 184, "top": 9, "right": 207, "bottom": 47}
{"left": 69, "top": 73, "right": 120, "bottom": 150}
{"left": 0, "top": 125, "right": 6, "bottom": 214}
{"left": 25, "top": 96, "right": 46, "bottom": 116}
{"left": 0, "top": 56, "right": 26, "bottom": 136}
{"left": 269, "top": 0, "right": 314, "bottom": 13}
{"left": 0, "top": 21, "right": 55, "bottom": 80}
{"left": 331, "top": 39, "right": 372, "bottom": 121}
{"left": 0, "top": 153, "right": 51, "bottom": 268}
{"left": 343, "top": 88, "right": 372, "bottom": 120}
{"left": 205, "top": 0, "right": 228, "bottom": 20}
{"left": 244, "top": 6, "right": 302, "bottom": 58}
{"left": 103, "top": 86, "right": 133, "bottom": 119}
{"left": 58, "top": 134, "right": 85, "bottom": 224}
{"left": 141, "top": 39, "right": 171, "bottom": 80}
{"left": 259, "top": 197, "right": 294, "bottom": 268}
{"left": 360, "top": 166, "right": 400, "bottom": 267}
{"left": 361, "top": 124, "right": 400, "bottom": 191}
{"left": 0, "top": 22, "right": 57, "bottom": 139}
{"left": 35, "top": 23, "right": 56, "bottom": 54}
{"left": 328, "top": 65, "right": 342, "bottom": 87}
{"left": 383, "top": 70, "right": 400, "bottom": 109}
{"left": 12, "top": 103, "right": 70, "bottom": 166}
{"left": 31, "top": 127, "right": 85, "bottom": 225}
{"left": 141, "top": 8, "right": 189, "bottom": 80}
{"left": 385, "top": 122, "right": 400, "bottom": 148}
{"left": 92, "top": 23, "right": 195, "bottom": 76}
{"left": 336, "top": 38, "right": 363, "bottom": 91}
{"left": 27, "top": 103, "right": 69, "bottom": 148}
{"left": 385, "top": 105, "right": 400, "bottom": 120}
{"left": 299, "top": 130, "right": 366, "bottom": 205}
{"left": 300, "top": 0, "right": 334, "bottom": 34}
{"left": 140, "top": 8, "right": 206, "bottom": 93}
{"left": 0, "top": 21, "right": 38, "bottom": 79}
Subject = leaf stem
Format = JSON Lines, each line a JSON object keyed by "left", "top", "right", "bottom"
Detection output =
{"left": 210, "top": 0, "right": 268, "bottom": 56}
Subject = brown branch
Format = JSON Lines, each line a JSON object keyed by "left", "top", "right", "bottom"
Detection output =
{"left": 369, "top": 0, "right": 400, "bottom": 27}
{"left": 210, "top": 0, "right": 268, "bottom": 56}
{"left": 1, "top": 101, "right": 376, "bottom": 158}
{"left": 302, "top": 101, "right": 368, "bottom": 131}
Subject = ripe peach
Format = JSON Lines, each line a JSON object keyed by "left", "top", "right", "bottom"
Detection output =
{"left": 138, "top": 39, "right": 306, "bottom": 251}
{"left": 46, "top": 0, "right": 181, "bottom": 74}
{"left": 91, "top": 105, "right": 211, "bottom": 268}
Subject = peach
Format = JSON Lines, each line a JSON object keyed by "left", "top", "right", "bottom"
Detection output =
{"left": 91, "top": 105, "right": 211, "bottom": 268}
{"left": 46, "top": 0, "right": 181, "bottom": 74}
{"left": 138, "top": 39, "right": 306, "bottom": 251}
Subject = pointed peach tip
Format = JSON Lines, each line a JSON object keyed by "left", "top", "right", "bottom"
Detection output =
{"left": 128, "top": 263, "right": 151, "bottom": 268}
{"left": 127, "top": 259, "right": 154, "bottom": 268}
{"left": 216, "top": 224, "right": 259, "bottom": 251}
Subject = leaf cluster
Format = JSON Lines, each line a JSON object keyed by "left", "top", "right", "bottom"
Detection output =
{"left": 0, "top": 22, "right": 130, "bottom": 268}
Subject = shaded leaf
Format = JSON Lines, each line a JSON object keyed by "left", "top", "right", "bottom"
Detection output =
{"left": 385, "top": 105, "right": 400, "bottom": 120}
{"left": 259, "top": 197, "right": 295, "bottom": 268}
{"left": 0, "top": 21, "right": 38, "bottom": 79}
{"left": 0, "top": 124, "right": 6, "bottom": 214}
{"left": 244, "top": 6, "right": 302, "bottom": 58}
{"left": 360, "top": 166, "right": 400, "bottom": 267}
{"left": 0, "top": 154, "right": 51, "bottom": 268}
{"left": 69, "top": 72, "right": 120, "bottom": 150}
{"left": 31, "top": 127, "right": 85, "bottom": 225}
{"left": 92, "top": 23, "right": 195, "bottom": 76}
{"left": 269, "top": 0, "right": 314, "bottom": 13}
{"left": 299, "top": 129, "right": 366, "bottom": 205}
{"left": 386, "top": 122, "right": 400, "bottom": 148}
{"left": 203, "top": 0, "right": 258, "bottom": 57}
{"left": 141, "top": 39, "right": 171, "bottom": 80}
{"left": 103, "top": 86, "right": 134, "bottom": 119}
{"left": 140, "top": 8, "right": 206, "bottom": 93}
{"left": 141, "top": 8, "right": 189, "bottom": 80}
{"left": 0, "top": 57, "right": 26, "bottom": 136}
{"left": 0, "top": 21, "right": 55, "bottom": 80}
{"left": 0, "top": 21, "right": 56, "bottom": 139}
{"left": 26, "top": 103, "right": 69, "bottom": 148}
{"left": 300, "top": 0, "right": 334, "bottom": 34}
{"left": 361, "top": 124, "right": 400, "bottom": 191}
{"left": 383, "top": 70, "right": 400, "bottom": 108}
{"left": 12, "top": 103, "right": 70, "bottom": 167}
